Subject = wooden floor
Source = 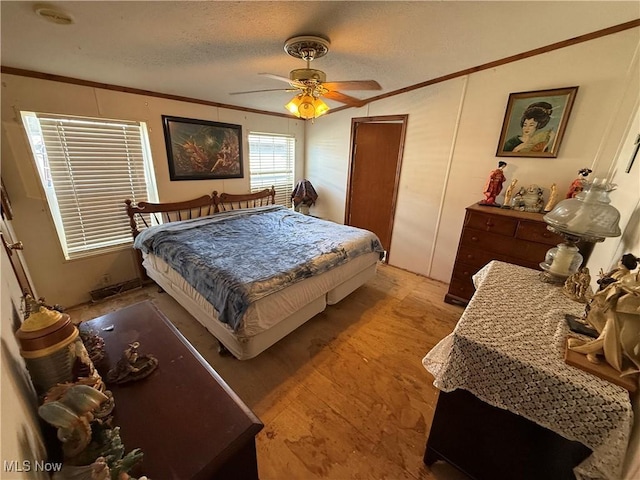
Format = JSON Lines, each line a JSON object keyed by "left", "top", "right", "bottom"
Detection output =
{"left": 67, "top": 263, "right": 467, "bottom": 480}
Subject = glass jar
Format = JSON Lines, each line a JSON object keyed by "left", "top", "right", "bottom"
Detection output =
{"left": 543, "top": 243, "right": 583, "bottom": 277}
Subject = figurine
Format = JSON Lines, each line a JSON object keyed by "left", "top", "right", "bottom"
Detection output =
{"left": 565, "top": 167, "right": 592, "bottom": 199}
{"left": 479, "top": 161, "right": 507, "bottom": 206}
{"left": 45, "top": 378, "right": 114, "bottom": 420}
{"left": 56, "top": 426, "right": 146, "bottom": 480}
{"left": 38, "top": 384, "right": 109, "bottom": 458}
{"left": 22, "top": 293, "right": 64, "bottom": 318}
{"left": 568, "top": 266, "right": 640, "bottom": 375}
{"left": 511, "top": 184, "right": 544, "bottom": 213}
{"left": 71, "top": 426, "right": 145, "bottom": 480}
{"left": 563, "top": 267, "right": 592, "bottom": 303}
{"left": 511, "top": 187, "right": 526, "bottom": 209}
{"left": 79, "top": 329, "right": 106, "bottom": 367}
{"left": 597, "top": 253, "right": 639, "bottom": 291}
{"left": 107, "top": 342, "right": 158, "bottom": 385}
{"left": 544, "top": 183, "right": 558, "bottom": 212}
{"left": 501, "top": 179, "right": 518, "bottom": 209}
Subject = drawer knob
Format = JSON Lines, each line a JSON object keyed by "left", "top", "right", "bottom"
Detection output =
{"left": 486, "top": 220, "right": 494, "bottom": 227}
{"left": 471, "top": 236, "right": 478, "bottom": 241}
{"left": 466, "top": 254, "right": 473, "bottom": 259}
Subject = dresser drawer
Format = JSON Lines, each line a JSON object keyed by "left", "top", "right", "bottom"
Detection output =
{"left": 451, "top": 262, "right": 479, "bottom": 284}
{"left": 465, "top": 210, "right": 518, "bottom": 237}
{"left": 516, "top": 220, "right": 562, "bottom": 246}
{"left": 461, "top": 228, "right": 517, "bottom": 254}
{"left": 456, "top": 244, "right": 508, "bottom": 270}
{"left": 462, "top": 227, "right": 551, "bottom": 263}
{"left": 446, "top": 278, "right": 476, "bottom": 303}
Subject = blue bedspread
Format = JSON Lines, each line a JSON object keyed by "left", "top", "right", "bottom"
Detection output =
{"left": 134, "top": 206, "right": 384, "bottom": 331}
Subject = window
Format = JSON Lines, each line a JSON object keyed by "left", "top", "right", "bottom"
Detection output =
{"left": 21, "top": 112, "right": 158, "bottom": 260}
{"left": 248, "top": 133, "right": 295, "bottom": 207}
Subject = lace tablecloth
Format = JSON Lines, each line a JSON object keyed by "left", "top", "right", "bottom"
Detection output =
{"left": 423, "top": 261, "right": 633, "bottom": 480}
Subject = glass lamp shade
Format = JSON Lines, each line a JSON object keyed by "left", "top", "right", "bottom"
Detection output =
{"left": 539, "top": 177, "right": 621, "bottom": 283}
{"left": 543, "top": 178, "right": 621, "bottom": 242}
{"left": 285, "top": 94, "right": 330, "bottom": 120}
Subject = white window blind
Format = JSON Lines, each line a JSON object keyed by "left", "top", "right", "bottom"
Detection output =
{"left": 21, "top": 112, "right": 157, "bottom": 260}
{"left": 248, "top": 133, "right": 295, "bottom": 207}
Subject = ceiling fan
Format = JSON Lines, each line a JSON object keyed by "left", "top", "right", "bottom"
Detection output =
{"left": 230, "top": 35, "right": 382, "bottom": 119}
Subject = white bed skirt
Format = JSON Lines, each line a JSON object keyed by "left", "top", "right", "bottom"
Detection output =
{"left": 142, "top": 252, "right": 379, "bottom": 359}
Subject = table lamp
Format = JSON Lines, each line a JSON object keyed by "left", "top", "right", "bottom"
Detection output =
{"left": 539, "top": 178, "right": 621, "bottom": 283}
{"left": 291, "top": 179, "right": 318, "bottom": 215}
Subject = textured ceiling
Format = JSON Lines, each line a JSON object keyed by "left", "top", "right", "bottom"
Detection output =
{"left": 1, "top": 1, "right": 639, "bottom": 116}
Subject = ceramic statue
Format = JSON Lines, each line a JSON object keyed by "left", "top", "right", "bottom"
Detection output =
{"left": 38, "top": 384, "right": 109, "bottom": 458}
{"left": 511, "top": 184, "right": 544, "bottom": 213}
{"left": 107, "top": 342, "right": 158, "bottom": 384}
{"left": 563, "top": 267, "right": 592, "bottom": 303}
{"left": 501, "top": 179, "right": 518, "bottom": 209}
{"left": 565, "top": 167, "right": 592, "bottom": 199}
{"left": 544, "top": 183, "right": 558, "bottom": 212}
{"left": 568, "top": 254, "right": 640, "bottom": 376}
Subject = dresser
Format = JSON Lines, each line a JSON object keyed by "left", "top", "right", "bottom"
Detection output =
{"left": 445, "top": 203, "right": 591, "bottom": 306}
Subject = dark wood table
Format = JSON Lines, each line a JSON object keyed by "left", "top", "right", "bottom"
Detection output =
{"left": 424, "top": 388, "right": 591, "bottom": 480}
{"left": 81, "top": 301, "right": 263, "bottom": 480}
{"left": 423, "top": 261, "right": 633, "bottom": 479}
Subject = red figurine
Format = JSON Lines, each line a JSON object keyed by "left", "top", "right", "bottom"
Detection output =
{"left": 565, "top": 168, "right": 592, "bottom": 199}
{"left": 480, "top": 161, "right": 507, "bottom": 206}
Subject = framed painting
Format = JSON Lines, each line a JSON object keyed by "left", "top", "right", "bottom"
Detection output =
{"left": 162, "top": 115, "right": 243, "bottom": 180}
{"left": 496, "top": 86, "right": 578, "bottom": 158}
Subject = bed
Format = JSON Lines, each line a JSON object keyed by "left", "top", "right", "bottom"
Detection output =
{"left": 125, "top": 188, "right": 384, "bottom": 360}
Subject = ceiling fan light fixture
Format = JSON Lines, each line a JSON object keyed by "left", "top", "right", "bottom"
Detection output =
{"left": 238, "top": 33, "right": 379, "bottom": 114}
{"left": 285, "top": 94, "right": 329, "bottom": 120}
{"left": 312, "top": 98, "right": 330, "bottom": 118}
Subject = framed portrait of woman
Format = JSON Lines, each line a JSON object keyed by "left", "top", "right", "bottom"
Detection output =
{"left": 496, "top": 86, "right": 578, "bottom": 158}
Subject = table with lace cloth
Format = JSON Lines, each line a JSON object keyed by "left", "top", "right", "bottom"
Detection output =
{"left": 423, "top": 260, "right": 633, "bottom": 480}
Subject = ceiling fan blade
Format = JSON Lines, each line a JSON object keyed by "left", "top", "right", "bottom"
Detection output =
{"left": 229, "top": 88, "right": 298, "bottom": 95}
{"left": 259, "top": 73, "right": 293, "bottom": 83}
{"left": 259, "top": 73, "right": 306, "bottom": 89}
{"left": 323, "top": 90, "right": 367, "bottom": 108}
{"left": 323, "top": 80, "right": 382, "bottom": 91}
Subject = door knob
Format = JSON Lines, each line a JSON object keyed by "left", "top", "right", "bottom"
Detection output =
{"left": 7, "top": 240, "right": 23, "bottom": 250}
{"left": 2, "top": 233, "right": 23, "bottom": 252}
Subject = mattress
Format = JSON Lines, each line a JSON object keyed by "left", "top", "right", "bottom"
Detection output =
{"left": 143, "top": 251, "right": 380, "bottom": 339}
{"left": 134, "top": 206, "right": 384, "bottom": 330}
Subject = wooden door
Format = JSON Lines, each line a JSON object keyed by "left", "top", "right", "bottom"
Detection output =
{"left": 346, "top": 116, "right": 407, "bottom": 261}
